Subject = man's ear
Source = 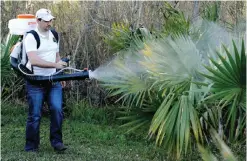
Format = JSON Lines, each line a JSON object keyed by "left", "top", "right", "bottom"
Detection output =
{"left": 36, "top": 18, "right": 42, "bottom": 22}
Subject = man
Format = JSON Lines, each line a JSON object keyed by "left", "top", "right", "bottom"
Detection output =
{"left": 24, "top": 8, "right": 67, "bottom": 152}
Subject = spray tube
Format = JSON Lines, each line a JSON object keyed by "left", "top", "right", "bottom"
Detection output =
{"left": 10, "top": 57, "right": 91, "bottom": 83}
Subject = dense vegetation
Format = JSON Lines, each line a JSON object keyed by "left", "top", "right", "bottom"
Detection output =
{"left": 1, "top": 1, "right": 246, "bottom": 161}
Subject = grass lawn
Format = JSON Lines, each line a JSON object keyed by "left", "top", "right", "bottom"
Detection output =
{"left": 1, "top": 102, "right": 165, "bottom": 161}
{"left": 1, "top": 102, "right": 245, "bottom": 161}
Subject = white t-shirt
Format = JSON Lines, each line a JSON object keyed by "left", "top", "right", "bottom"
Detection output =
{"left": 24, "top": 28, "right": 59, "bottom": 76}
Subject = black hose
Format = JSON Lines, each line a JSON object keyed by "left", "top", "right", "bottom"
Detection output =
{"left": 27, "top": 70, "right": 89, "bottom": 83}
{"left": 10, "top": 57, "right": 89, "bottom": 83}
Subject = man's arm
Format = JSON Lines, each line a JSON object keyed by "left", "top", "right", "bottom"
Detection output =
{"left": 27, "top": 51, "right": 66, "bottom": 69}
{"left": 56, "top": 52, "right": 61, "bottom": 63}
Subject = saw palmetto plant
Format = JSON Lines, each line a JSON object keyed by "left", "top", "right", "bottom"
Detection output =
{"left": 100, "top": 2, "right": 246, "bottom": 160}
{"left": 202, "top": 1, "right": 221, "bottom": 22}
{"left": 103, "top": 22, "right": 132, "bottom": 53}
{"left": 200, "top": 40, "right": 246, "bottom": 144}
{"left": 141, "top": 37, "right": 206, "bottom": 158}
{"left": 1, "top": 34, "right": 20, "bottom": 82}
{"left": 100, "top": 35, "right": 207, "bottom": 159}
{"left": 1, "top": 34, "right": 22, "bottom": 99}
{"left": 161, "top": 2, "right": 190, "bottom": 39}
{"left": 100, "top": 29, "right": 245, "bottom": 159}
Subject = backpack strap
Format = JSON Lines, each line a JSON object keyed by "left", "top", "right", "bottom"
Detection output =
{"left": 27, "top": 29, "right": 59, "bottom": 49}
{"left": 50, "top": 28, "right": 59, "bottom": 43}
{"left": 19, "top": 37, "right": 24, "bottom": 64}
{"left": 25, "top": 30, "right": 40, "bottom": 73}
{"left": 27, "top": 30, "right": 40, "bottom": 49}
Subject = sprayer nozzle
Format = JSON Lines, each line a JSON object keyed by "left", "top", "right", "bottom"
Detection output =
{"left": 88, "top": 70, "right": 93, "bottom": 79}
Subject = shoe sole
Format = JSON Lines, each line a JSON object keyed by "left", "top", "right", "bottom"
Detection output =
{"left": 54, "top": 148, "right": 67, "bottom": 152}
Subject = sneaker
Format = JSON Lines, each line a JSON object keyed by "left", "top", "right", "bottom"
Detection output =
{"left": 53, "top": 143, "right": 67, "bottom": 152}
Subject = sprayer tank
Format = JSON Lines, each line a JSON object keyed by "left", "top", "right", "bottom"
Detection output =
{"left": 8, "top": 14, "right": 37, "bottom": 35}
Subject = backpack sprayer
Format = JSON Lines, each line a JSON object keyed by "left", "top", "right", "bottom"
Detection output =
{"left": 8, "top": 14, "right": 91, "bottom": 83}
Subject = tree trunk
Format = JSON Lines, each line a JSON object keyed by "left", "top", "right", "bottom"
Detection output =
{"left": 192, "top": 1, "right": 199, "bottom": 22}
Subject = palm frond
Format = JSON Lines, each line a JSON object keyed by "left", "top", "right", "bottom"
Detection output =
{"left": 202, "top": 39, "right": 246, "bottom": 142}
{"left": 1, "top": 34, "right": 20, "bottom": 83}
{"left": 149, "top": 93, "right": 203, "bottom": 159}
{"left": 161, "top": 2, "right": 190, "bottom": 38}
{"left": 202, "top": 2, "right": 220, "bottom": 22}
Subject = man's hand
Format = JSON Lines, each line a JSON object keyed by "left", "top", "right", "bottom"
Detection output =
{"left": 61, "top": 81, "right": 66, "bottom": 88}
{"left": 55, "top": 61, "right": 67, "bottom": 69}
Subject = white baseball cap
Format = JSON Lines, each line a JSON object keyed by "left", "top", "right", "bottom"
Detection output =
{"left": 36, "top": 8, "right": 55, "bottom": 21}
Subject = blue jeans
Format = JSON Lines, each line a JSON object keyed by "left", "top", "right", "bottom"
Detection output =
{"left": 25, "top": 81, "right": 63, "bottom": 151}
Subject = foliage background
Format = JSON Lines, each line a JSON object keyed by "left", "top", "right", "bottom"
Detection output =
{"left": 1, "top": 1, "right": 246, "bottom": 107}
